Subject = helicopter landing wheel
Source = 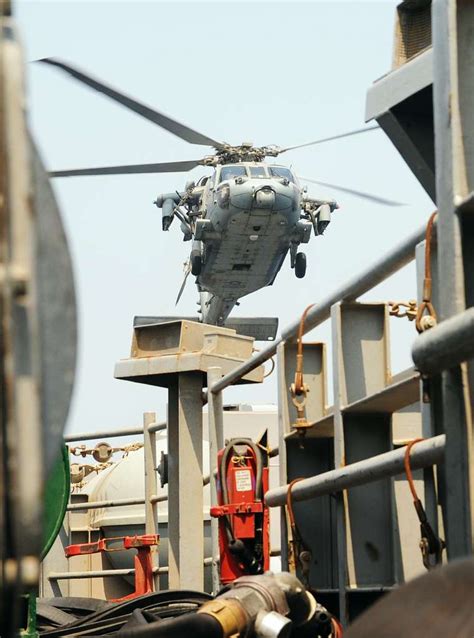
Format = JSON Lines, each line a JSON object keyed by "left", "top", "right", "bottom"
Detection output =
{"left": 295, "top": 252, "right": 306, "bottom": 278}
{"left": 191, "top": 254, "right": 202, "bottom": 276}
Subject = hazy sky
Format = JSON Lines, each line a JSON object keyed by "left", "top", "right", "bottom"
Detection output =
{"left": 15, "top": 1, "right": 434, "bottom": 436}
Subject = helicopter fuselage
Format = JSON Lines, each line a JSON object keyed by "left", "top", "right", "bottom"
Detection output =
{"left": 156, "top": 161, "right": 332, "bottom": 325}
{"left": 196, "top": 165, "right": 309, "bottom": 323}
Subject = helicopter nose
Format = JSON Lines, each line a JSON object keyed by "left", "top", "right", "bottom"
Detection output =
{"left": 253, "top": 186, "right": 275, "bottom": 209}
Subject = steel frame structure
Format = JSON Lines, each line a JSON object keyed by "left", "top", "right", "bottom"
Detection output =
{"left": 205, "top": 0, "right": 473, "bottom": 623}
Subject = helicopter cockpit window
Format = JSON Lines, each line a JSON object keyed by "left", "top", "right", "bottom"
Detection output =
{"left": 219, "top": 165, "right": 247, "bottom": 183}
{"left": 269, "top": 166, "right": 295, "bottom": 183}
{"left": 249, "top": 166, "right": 268, "bottom": 178}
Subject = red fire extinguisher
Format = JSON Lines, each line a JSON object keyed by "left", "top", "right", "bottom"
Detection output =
{"left": 210, "top": 438, "right": 270, "bottom": 584}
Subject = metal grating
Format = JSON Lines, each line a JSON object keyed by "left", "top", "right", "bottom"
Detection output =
{"left": 393, "top": 1, "right": 432, "bottom": 68}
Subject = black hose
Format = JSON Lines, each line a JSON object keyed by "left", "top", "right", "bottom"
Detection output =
{"left": 116, "top": 611, "right": 222, "bottom": 638}
{"left": 38, "top": 591, "right": 212, "bottom": 637}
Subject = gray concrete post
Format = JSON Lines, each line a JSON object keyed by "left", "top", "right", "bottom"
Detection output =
{"left": 167, "top": 373, "right": 204, "bottom": 589}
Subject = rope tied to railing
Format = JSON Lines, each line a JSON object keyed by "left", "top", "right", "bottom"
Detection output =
{"left": 286, "top": 478, "right": 312, "bottom": 586}
{"left": 416, "top": 211, "right": 438, "bottom": 333}
{"left": 289, "top": 304, "right": 315, "bottom": 436}
{"left": 404, "top": 438, "right": 445, "bottom": 570}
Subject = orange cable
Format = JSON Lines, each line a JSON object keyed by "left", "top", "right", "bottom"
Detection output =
{"left": 416, "top": 212, "right": 438, "bottom": 332}
{"left": 424, "top": 211, "right": 437, "bottom": 281}
{"left": 404, "top": 438, "right": 424, "bottom": 501}
{"left": 331, "top": 616, "right": 344, "bottom": 637}
{"left": 286, "top": 478, "right": 305, "bottom": 531}
{"left": 295, "top": 303, "right": 315, "bottom": 393}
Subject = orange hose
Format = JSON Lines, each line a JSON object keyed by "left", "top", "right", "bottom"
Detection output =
{"left": 295, "top": 303, "right": 315, "bottom": 393}
{"left": 404, "top": 438, "right": 425, "bottom": 501}
{"left": 416, "top": 212, "right": 438, "bottom": 332}
{"left": 424, "top": 211, "right": 437, "bottom": 282}
{"left": 331, "top": 616, "right": 344, "bottom": 637}
{"left": 286, "top": 478, "right": 304, "bottom": 531}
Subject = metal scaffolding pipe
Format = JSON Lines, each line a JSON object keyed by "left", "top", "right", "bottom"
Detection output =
{"left": 211, "top": 223, "right": 427, "bottom": 393}
{"left": 48, "top": 558, "right": 213, "bottom": 580}
{"left": 265, "top": 435, "right": 445, "bottom": 507}
{"left": 147, "top": 421, "right": 167, "bottom": 434}
{"left": 50, "top": 569, "right": 135, "bottom": 579}
{"left": 64, "top": 426, "right": 142, "bottom": 442}
{"left": 67, "top": 497, "right": 146, "bottom": 511}
{"left": 64, "top": 420, "right": 167, "bottom": 442}
{"left": 67, "top": 475, "right": 210, "bottom": 511}
{"left": 412, "top": 307, "right": 474, "bottom": 374}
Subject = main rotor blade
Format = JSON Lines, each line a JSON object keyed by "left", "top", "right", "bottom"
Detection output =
{"left": 299, "top": 176, "right": 405, "bottom": 207}
{"left": 38, "top": 58, "right": 224, "bottom": 149}
{"left": 279, "top": 125, "right": 379, "bottom": 153}
{"left": 49, "top": 159, "right": 204, "bottom": 178}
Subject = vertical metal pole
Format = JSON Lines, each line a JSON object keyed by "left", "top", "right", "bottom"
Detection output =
{"left": 331, "top": 303, "right": 348, "bottom": 624}
{"left": 143, "top": 411, "right": 159, "bottom": 591}
{"left": 416, "top": 241, "right": 442, "bottom": 535}
{"left": 432, "top": 0, "right": 474, "bottom": 556}
{"left": 167, "top": 373, "right": 204, "bottom": 590}
{"left": 276, "top": 342, "right": 290, "bottom": 572}
{"left": 207, "top": 367, "right": 224, "bottom": 594}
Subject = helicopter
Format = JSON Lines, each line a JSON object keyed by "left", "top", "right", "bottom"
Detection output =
{"left": 39, "top": 58, "right": 403, "bottom": 328}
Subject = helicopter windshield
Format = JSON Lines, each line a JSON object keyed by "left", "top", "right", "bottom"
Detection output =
{"left": 269, "top": 166, "right": 295, "bottom": 183}
{"left": 219, "top": 165, "right": 247, "bottom": 182}
{"left": 249, "top": 166, "right": 268, "bottom": 178}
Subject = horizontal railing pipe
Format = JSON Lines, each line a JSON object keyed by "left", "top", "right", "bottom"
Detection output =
{"left": 147, "top": 421, "right": 167, "bottom": 434}
{"left": 412, "top": 307, "right": 474, "bottom": 374}
{"left": 265, "top": 435, "right": 445, "bottom": 507}
{"left": 211, "top": 223, "right": 427, "bottom": 393}
{"left": 68, "top": 474, "right": 211, "bottom": 510}
{"left": 67, "top": 497, "right": 146, "bottom": 511}
{"left": 48, "top": 558, "right": 213, "bottom": 580}
{"left": 49, "top": 569, "right": 138, "bottom": 579}
{"left": 64, "top": 421, "right": 167, "bottom": 443}
{"left": 65, "top": 427, "right": 143, "bottom": 442}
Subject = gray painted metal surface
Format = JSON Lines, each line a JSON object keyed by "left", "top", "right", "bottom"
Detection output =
{"left": 432, "top": 0, "right": 474, "bottom": 557}
{"left": 365, "top": 48, "right": 435, "bottom": 200}
{"left": 412, "top": 307, "right": 474, "bottom": 374}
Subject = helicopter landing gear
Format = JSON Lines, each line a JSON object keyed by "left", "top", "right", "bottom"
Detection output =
{"left": 295, "top": 252, "right": 306, "bottom": 278}
{"left": 191, "top": 254, "right": 202, "bottom": 276}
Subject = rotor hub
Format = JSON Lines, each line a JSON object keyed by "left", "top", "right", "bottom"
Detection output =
{"left": 203, "top": 143, "right": 281, "bottom": 166}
